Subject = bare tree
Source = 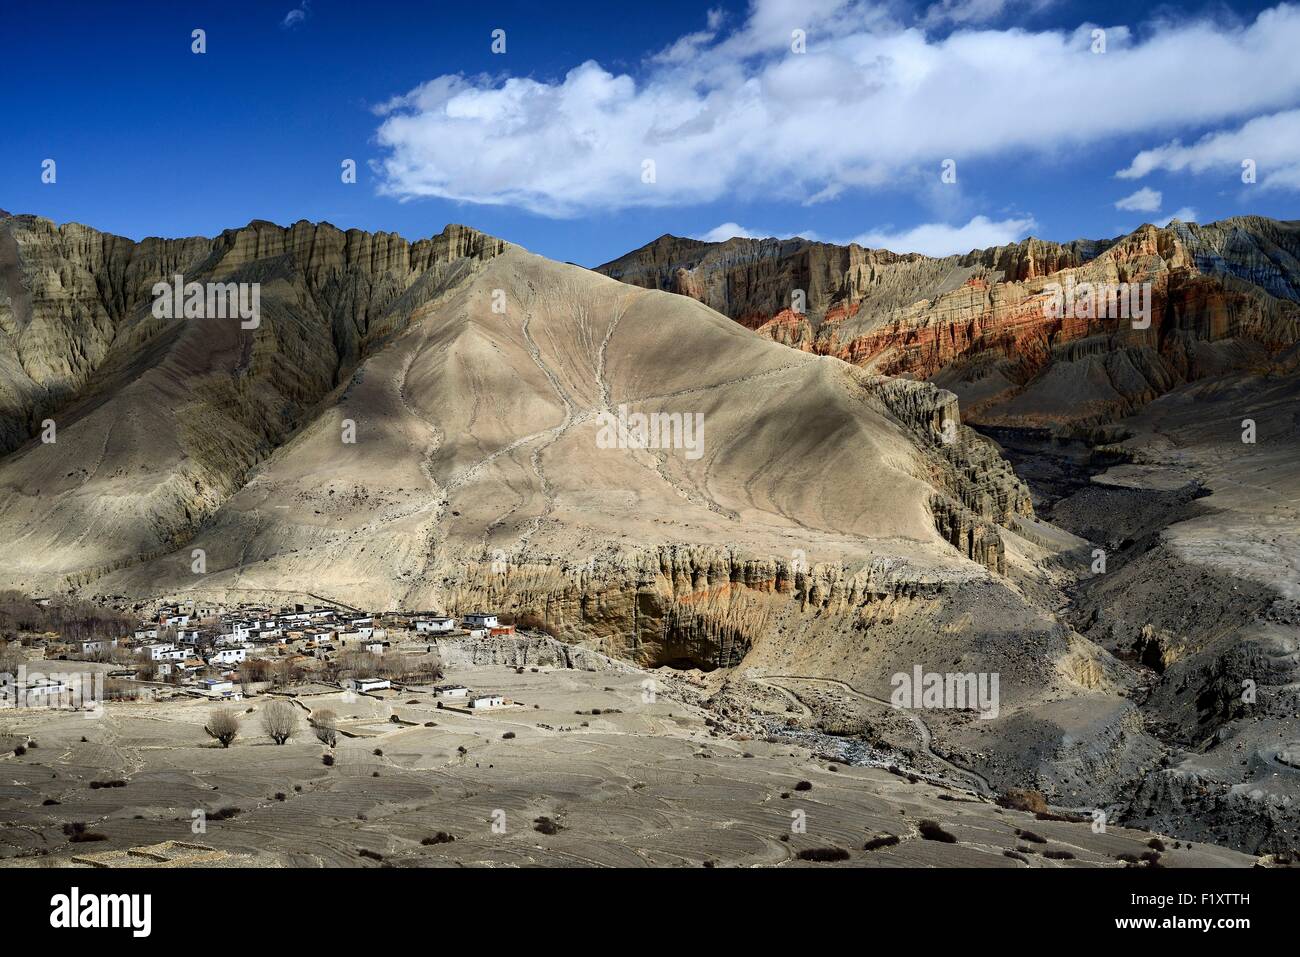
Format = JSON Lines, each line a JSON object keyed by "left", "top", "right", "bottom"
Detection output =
{"left": 311, "top": 708, "right": 338, "bottom": 747}
{"left": 135, "top": 651, "right": 158, "bottom": 681}
{"left": 261, "top": 699, "right": 299, "bottom": 745}
{"left": 272, "top": 658, "right": 304, "bottom": 688}
{"left": 0, "top": 641, "right": 25, "bottom": 676}
{"left": 205, "top": 709, "right": 240, "bottom": 748}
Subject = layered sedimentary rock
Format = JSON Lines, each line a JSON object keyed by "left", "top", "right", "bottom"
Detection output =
{"left": 597, "top": 218, "right": 1300, "bottom": 432}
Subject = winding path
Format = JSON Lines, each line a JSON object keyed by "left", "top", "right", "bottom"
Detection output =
{"left": 753, "top": 673, "right": 994, "bottom": 797}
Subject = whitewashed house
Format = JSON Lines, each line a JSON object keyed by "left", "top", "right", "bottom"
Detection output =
{"left": 467, "top": 693, "right": 506, "bottom": 710}
{"left": 415, "top": 617, "right": 456, "bottom": 633}
{"left": 208, "top": 647, "right": 248, "bottom": 665}
{"left": 461, "top": 613, "right": 499, "bottom": 630}
{"left": 345, "top": 676, "right": 391, "bottom": 693}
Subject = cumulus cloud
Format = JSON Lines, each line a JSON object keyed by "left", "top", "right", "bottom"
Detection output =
{"left": 1117, "top": 109, "right": 1300, "bottom": 191}
{"left": 281, "top": 2, "right": 309, "bottom": 29}
{"left": 852, "top": 215, "right": 1037, "bottom": 256}
{"left": 694, "top": 222, "right": 819, "bottom": 242}
{"left": 372, "top": 1, "right": 1300, "bottom": 216}
{"left": 1156, "top": 207, "right": 1199, "bottom": 226}
{"left": 1114, "top": 186, "right": 1162, "bottom": 213}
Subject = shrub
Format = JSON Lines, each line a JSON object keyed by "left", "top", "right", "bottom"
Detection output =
{"left": 1003, "top": 850, "right": 1029, "bottom": 863}
{"left": 1043, "top": 850, "right": 1075, "bottom": 860}
{"left": 1147, "top": 837, "right": 1166, "bottom": 852}
{"left": 63, "top": 822, "right": 107, "bottom": 843}
{"left": 796, "top": 847, "right": 850, "bottom": 862}
{"left": 358, "top": 848, "right": 383, "bottom": 861}
{"left": 917, "top": 820, "right": 958, "bottom": 843}
{"left": 208, "top": 807, "right": 241, "bottom": 821}
{"left": 1016, "top": 829, "right": 1047, "bottom": 844}
{"left": 533, "top": 816, "right": 562, "bottom": 835}
{"left": 502, "top": 731, "right": 516, "bottom": 739}
{"left": 89, "top": 780, "right": 126, "bottom": 789}
{"left": 373, "top": 748, "right": 383, "bottom": 756}
{"left": 421, "top": 832, "right": 456, "bottom": 845}
{"left": 863, "top": 833, "right": 900, "bottom": 851}
{"left": 793, "top": 780, "right": 812, "bottom": 791}
{"left": 42, "top": 798, "right": 60, "bottom": 806}
{"left": 322, "top": 753, "right": 335, "bottom": 766}
{"left": 996, "top": 789, "right": 1050, "bottom": 814}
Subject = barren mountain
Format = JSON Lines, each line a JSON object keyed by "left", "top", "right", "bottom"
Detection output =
{"left": 2, "top": 211, "right": 1297, "bottom": 855}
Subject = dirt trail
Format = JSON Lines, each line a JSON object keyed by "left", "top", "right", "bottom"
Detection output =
{"left": 754, "top": 673, "right": 994, "bottom": 797}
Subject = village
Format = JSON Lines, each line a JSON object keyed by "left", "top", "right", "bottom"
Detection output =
{"left": 1, "top": 598, "right": 521, "bottom": 713}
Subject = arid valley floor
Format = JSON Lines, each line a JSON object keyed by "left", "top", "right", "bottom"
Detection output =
{"left": 0, "top": 650, "right": 1258, "bottom": 868}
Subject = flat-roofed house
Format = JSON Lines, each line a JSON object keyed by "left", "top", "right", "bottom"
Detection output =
{"left": 415, "top": 617, "right": 456, "bottom": 633}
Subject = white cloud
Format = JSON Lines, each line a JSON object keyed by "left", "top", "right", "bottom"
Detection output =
{"left": 920, "top": 0, "right": 1056, "bottom": 29}
{"left": 1156, "top": 207, "right": 1199, "bottom": 226}
{"left": 1117, "top": 109, "right": 1300, "bottom": 191}
{"left": 281, "top": 2, "right": 309, "bottom": 29}
{"left": 1115, "top": 186, "right": 1162, "bottom": 213}
{"left": 694, "top": 222, "right": 819, "bottom": 242}
{"left": 852, "top": 215, "right": 1037, "bottom": 256}
{"left": 372, "top": 1, "right": 1300, "bottom": 216}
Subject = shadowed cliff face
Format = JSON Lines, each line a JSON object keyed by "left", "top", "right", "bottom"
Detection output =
{"left": 0, "top": 214, "right": 507, "bottom": 581}
{"left": 597, "top": 217, "right": 1300, "bottom": 432}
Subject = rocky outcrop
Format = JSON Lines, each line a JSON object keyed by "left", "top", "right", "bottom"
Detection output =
{"left": 858, "top": 375, "right": 1032, "bottom": 571}
{"left": 441, "top": 545, "right": 965, "bottom": 670}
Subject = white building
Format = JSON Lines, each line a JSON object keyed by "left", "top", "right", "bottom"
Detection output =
{"left": 432, "top": 685, "right": 469, "bottom": 698}
{"left": 209, "top": 647, "right": 248, "bottom": 665}
{"left": 415, "top": 617, "right": 456, "bottom": 633}
{"left": 345, "top": 677, "right": 391, "bottom": 693}
{"left": 461, "top": 613, "right": 499, "bottom": 630}
{"left": 145, "top": 643, "right": 185, "bottom": 661}
{"left": 467, "top": 694, "right": 506, "bottom": 710}
{"left": 78, "top": 638, "right": 118, "bottom": 655}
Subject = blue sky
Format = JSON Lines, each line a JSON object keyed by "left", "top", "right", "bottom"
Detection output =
{"left": 3, "top": 0, "right": 1299, "bottom": 265}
